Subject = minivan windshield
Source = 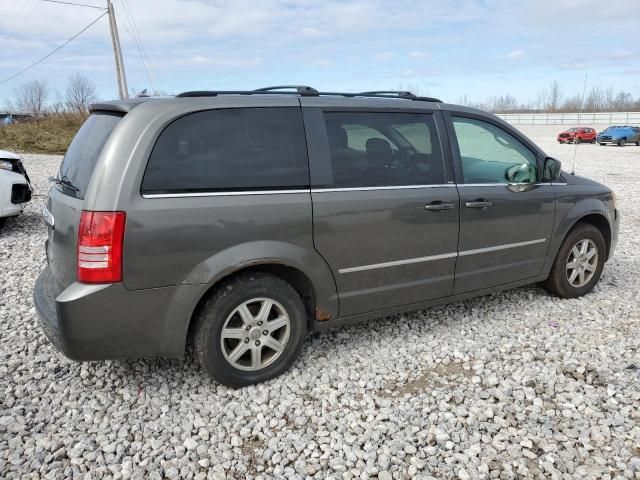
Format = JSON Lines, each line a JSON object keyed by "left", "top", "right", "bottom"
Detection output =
{"left": 57, "top": 111, "right": 122, "bottom": 199}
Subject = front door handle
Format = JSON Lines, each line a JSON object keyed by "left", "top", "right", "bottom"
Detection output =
{"left": 465, "top": 200, "right": 493, "bottom": 209}
{"left": 425, "top": 201, "right": 455, "bottom": 211}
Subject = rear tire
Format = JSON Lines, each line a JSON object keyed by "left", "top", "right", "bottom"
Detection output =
{"left": 542, "top": 223, "right": 606, "bottom": 298}
{"left": 194, "top": 272, "right": 307, "bottom": 387}
{"left": 0, "top": 217, "right": 5, "bottom": 229}
{"left": 591, "top": 138, "right": 597, "bottom": 144}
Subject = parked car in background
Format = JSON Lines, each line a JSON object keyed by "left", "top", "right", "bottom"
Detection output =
{"left": 34, "top": 87, "right": 619, "bottom": 387}
{"left": 557, "top": 127, "right": 597, "bottom": 144}
{"left": 597, "top": 126, "right": 640, "bottom": 146}
{"left": 0, "top": 149, "right": 32, "bottom": 227}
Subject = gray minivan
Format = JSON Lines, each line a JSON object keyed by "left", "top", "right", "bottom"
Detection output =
{"left": 34, "top": 87, "right": 619, "bottom": 387}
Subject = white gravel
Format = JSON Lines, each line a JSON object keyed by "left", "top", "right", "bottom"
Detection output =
{"left": 1, "top": 127, "right": 639, "bottom": 479}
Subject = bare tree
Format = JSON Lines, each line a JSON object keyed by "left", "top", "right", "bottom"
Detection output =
{"left": 584, "top": 86, "right": 606, "bottom": 111}
{"left": 560, "top": 94, "right": 583, "bottom": 112}
{"left": 12, "top": 80, "right": 49, "bottom": 118}
{"left": 65, "top": 73, "right": 97, "bottom": 114}
{"left": 489, "top": 94, "right": 521, "bottom": 112}
{"left": 548, "top": 80, "right": 562, "bottom": 112}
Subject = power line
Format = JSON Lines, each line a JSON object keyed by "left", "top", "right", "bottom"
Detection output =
{"left": 118, "top": 0, "right": 155, "bottom": 91}
{"left": 0, "top": 12, "right": 108, "bottom": 85}
{"left": 41, "top": 0, "right": 105, "bottom": 10}
{"left": 0, "top": 0, "right": 40, "bottom": 52}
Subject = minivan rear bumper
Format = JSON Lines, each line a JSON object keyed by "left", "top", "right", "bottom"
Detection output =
{"left": 34, "top": 266, "right": 203, "bottom": 360}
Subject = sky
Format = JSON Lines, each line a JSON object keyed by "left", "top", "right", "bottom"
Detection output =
{"left": 1, "top": 0, "right": 639, "bottom": 107}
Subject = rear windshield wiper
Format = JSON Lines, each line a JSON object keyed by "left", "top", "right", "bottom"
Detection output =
{"left": 49, "top": 175, "right": 79, "bottom": 192}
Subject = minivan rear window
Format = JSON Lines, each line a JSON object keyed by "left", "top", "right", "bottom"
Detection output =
{"left": 141, "top": 107, "right": 309, "bottom": 195}
{"left": 57, "top": 111, "right": 122, "bottom": 199}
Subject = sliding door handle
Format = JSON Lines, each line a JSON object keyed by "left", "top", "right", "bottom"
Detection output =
{"left": 465, "top": 200, "right": 493, "bottom": 209}
{"left": 425, "top": 201, "right": 455, "bottom": 211}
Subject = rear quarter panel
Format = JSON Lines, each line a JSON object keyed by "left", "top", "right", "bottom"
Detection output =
{"left": 84, "top": 97, "right": 339, "bottom": 318}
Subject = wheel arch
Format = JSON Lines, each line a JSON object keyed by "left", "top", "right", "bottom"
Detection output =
{"left": 574, "top": 213, "right": 612, "bottom": 259}
{"left": 542, "top": 207, "right": 613, "bottom": 281}
{"left": 179, "top": 242, "right": 339, "bottom": 355}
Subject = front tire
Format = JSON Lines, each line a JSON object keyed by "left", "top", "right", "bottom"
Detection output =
{"left": 617, "top": 138, "right": 626, "bottom": 147}
{"left": 575, "top": 136, "right": 582, "bottom": 144}
{"left": 194, "top": 272, "right": 307, "bottom": 387}
{"left": 542, "top": 223, "right": 606, "bottom": 298}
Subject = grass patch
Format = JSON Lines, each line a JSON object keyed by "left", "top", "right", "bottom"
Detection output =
{"left": 0, "top": 114, "right": 85, "bottom": 155}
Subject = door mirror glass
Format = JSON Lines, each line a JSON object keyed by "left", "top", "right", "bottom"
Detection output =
{"left": 542, "top": 157, "right": 562, "bottom": 182}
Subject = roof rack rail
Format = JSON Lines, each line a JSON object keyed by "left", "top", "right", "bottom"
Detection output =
{"left": 359, "top": 90, "right": 417, "bottom": 99}
{"left": 176, "top": 87, "right": 442, "bottom": 103}
{"left": 252, "top": 85, "right": 319, "bottom": 96}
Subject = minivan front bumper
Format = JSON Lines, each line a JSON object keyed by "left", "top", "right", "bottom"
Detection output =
{"left": 34, "top": 266, "right": 203, "bottom": 360}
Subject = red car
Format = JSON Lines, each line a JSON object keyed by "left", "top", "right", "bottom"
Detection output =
{"left": 557, "top": 127, "right": 597, "bottom": 144}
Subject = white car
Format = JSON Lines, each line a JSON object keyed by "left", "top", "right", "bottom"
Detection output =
{"left": 0, "top": 149, "right": 32, "bottom": 227}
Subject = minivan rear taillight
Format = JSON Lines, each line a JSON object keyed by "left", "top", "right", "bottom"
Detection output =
{"left": 77, "top": 211, "right": 126, "bottom": 283}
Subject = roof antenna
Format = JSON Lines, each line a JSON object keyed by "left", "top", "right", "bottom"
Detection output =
{"left": 571, "top": 74, "right": 588, "bottom": 175}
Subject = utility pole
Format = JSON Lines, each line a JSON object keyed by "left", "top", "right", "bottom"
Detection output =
{"left": 42, "top": 0, "right": 129, "bottom": 99}
{"left": 106, "top": 0, "right": 128, "bottom": 99}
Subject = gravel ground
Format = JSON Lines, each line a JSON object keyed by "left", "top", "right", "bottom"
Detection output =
{"left": 1, "top": 126, "right": 639, "bottom": 479}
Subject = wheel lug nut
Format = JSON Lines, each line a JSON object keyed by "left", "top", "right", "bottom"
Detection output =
{"left": 257, "top": 321, "right": 262, "bottom": 326}
{"left": 255, "top": 340, "right": 260, "bottom": 346}
{"left": 244, "top": 338, "right": 249, "bottom": 343}
{"left": 263, "top": 330, "right": 268, "bottom": 335}
{"left": 245, "top": 326, "right": 250, "bottom": 331}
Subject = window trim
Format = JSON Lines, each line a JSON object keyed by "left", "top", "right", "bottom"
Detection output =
{"left": 442, "top": 110, "right": 545, "bottom": 185}
{"left": 303, "top": 107, "right": 453, "bottom": 189}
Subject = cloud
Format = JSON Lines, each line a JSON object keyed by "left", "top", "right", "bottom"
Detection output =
{"left": 300, "top": 27, "right": 321, "bottom": 37}
{"left": 506, "top": 50, "right": 525, "bottom": 59}
{"left": 375, "top": 52, "right": 395, "bottom": 61}
{"left": 1, "top": 0, "right": 638, "bottom": 102}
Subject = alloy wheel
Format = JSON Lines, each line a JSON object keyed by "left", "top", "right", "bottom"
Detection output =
{"left": 566, "top": 239, "right": 598, "bottom": 288}
{"left": 220, "top": 297, "right": 291, "bottom": 371}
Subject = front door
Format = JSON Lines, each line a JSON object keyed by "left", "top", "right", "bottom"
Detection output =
{"left": 303, "top": 105, "right": 459, "bottom": 317}
{"left": 447, "top": 114, "right": 556, "bottom": 294}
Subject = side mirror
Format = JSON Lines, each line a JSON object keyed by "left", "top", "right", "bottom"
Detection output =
{"left": 542, "top": 157, "right": 562, "bottom": 182}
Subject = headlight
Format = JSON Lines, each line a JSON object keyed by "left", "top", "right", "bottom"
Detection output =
{"left": 0, "top": 160, "right": 13, "bottom": 171}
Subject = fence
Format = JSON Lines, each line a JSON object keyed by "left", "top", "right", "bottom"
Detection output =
{"left": 495, "top": 112, "right": 640, "bottom": 125}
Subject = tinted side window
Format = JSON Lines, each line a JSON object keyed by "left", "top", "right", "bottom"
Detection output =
{"left": 141, "top": 108, "right": 309, "bottom": 194}
{"left": 452, "top": 116, "right": 537, "bottom": 184}
{"left": 323, "top": 112, "right": 445, "bottom": 187}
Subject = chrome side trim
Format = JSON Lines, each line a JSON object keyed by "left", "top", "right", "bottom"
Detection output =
{"left": 459, "top": 238, "right": 546, "bottom": 257}
{"left": 339, "top": 238, "right": 547, "bottom": 274}
{"left": 312, "top": 184, "right": 455, "bottom": 193}
{"left": 458, "top": 183, "right": 552, "bottom": 187}
{"left": 142, "top": 189, "right": 309, "bottom": 198}
{"left": 338, "top": 252, "right": 458, "bottom": 274}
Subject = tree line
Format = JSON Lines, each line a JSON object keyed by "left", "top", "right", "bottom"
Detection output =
{"left": 5, "top": 73, "right": 99, "bottom": 119}
{"left": 457, "top": 81, "right": 640, "bottom": 113}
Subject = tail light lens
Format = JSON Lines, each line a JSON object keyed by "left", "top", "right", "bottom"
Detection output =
{"left": 77, "top": 211, "right": 126, "bottom": 283}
